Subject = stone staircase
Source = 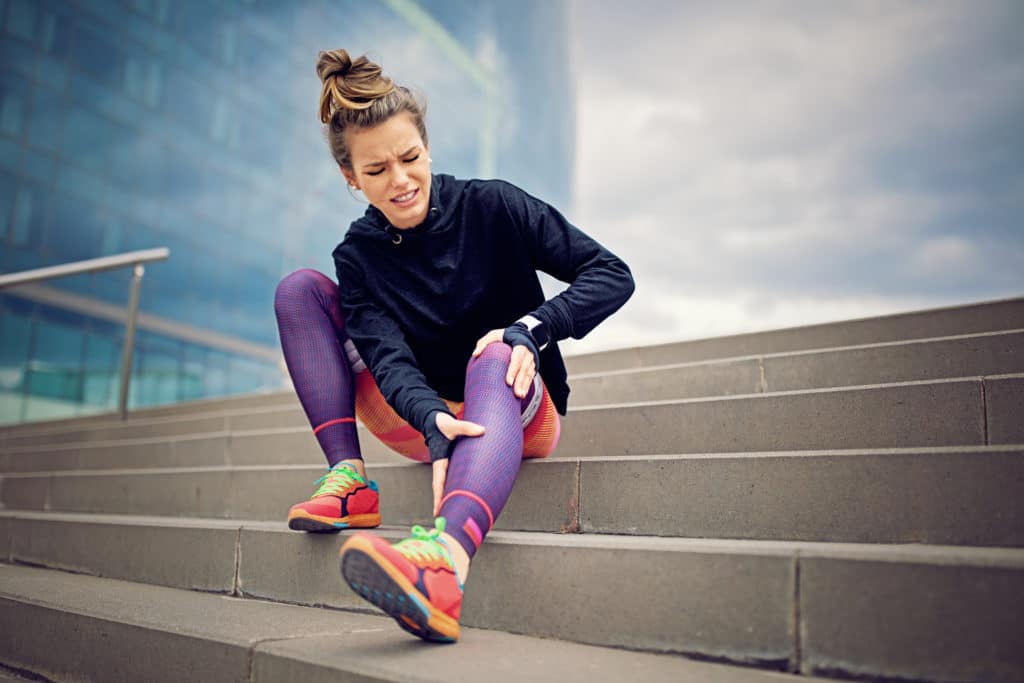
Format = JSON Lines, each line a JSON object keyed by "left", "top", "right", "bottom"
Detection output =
{"left": 1, "top": 297, "right": 1022, "bottom": 683}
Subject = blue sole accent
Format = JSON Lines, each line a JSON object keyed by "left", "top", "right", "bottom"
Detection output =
{"left": 332, "top": 521, "right": 350, "bottom": 528}
{"left": 407, "top": 592, "right": 430, "bottom": 618}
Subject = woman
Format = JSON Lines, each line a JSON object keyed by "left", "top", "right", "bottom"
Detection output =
{"left": 273, "top": 49, "right": 634, "bottom": 643}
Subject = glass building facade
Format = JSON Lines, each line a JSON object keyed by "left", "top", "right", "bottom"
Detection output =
{"left": 0, "top": 0, "right": 574, "bottom": 424}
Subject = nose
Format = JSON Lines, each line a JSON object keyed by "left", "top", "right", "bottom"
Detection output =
{"left": 390, "top": 162, "right": 409, "bottom": 187}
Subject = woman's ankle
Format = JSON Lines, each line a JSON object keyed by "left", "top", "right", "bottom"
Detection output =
{"left": 439, "top": 531, "right": 471, "bottom": 584}
{"left": 337, "top": 458, "right": 367, "bottom": 479}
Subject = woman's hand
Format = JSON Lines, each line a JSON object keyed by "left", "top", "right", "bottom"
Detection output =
{"left": 472, "top": 329, "right": 537, "bottom": 399}
{"left": 431, "top": 411, "right": 485, "bottom": 515}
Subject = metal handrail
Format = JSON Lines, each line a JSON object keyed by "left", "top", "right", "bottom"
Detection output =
{"left": 0, "top": 248, "right": 170, "bottom": 420}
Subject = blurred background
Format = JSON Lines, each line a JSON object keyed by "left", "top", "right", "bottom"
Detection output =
{"left": 0, "top": 0, "right": 1020, "bottom": 424}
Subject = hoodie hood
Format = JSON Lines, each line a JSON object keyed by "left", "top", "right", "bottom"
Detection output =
{"left": 345, "top": 173, "right": 464, "bottom": 244}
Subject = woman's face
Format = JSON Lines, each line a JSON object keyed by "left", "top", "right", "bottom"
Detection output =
{"left": 343, "top": 112, "right": 431, "bottom": 229}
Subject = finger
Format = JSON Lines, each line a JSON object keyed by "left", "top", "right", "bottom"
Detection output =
{"left": 516, "top": 359, "right": 535, "bottom": 398}
{"left": 449, "top": 419, "right": 485, "bottom": 438}
{"left": 473, "top": 330, "right": 500, "bottom": 358}
{"left": 506, "top": 345, "right": 527, "bottom": 386}
{"left": 432, "top": 459, "right": 448, "bottom": 516}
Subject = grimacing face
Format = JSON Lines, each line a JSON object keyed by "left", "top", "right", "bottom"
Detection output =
{"left": 342, "top": 112, "right": 431, "bottom": 229}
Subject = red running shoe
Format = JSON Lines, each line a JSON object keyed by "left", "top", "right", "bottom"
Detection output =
{"left": 287, "top": 463, "right": 381, "bottom": 532}
{"left": 339, "top": 518, "right": 463, "bottom": 642}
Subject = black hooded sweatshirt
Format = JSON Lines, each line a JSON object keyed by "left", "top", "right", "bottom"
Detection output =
{"left": 333, "top": 173, "right": 634, "bottom": 438}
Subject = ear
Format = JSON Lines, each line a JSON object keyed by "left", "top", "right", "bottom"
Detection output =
{"left": 340, "top": 166, "right": 358, "bottom": 190}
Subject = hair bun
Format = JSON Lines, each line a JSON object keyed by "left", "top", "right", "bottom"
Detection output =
{"left": 316, "top": 49, "right": 353, "bottom": 83}
{"left": 316, "top": 49, "right": 395, "bottom": 123}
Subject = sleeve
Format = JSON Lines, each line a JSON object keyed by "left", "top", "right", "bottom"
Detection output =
{"left": 498, "top": 182, "right": 635, "bottom": 341}
{"left": 334, "top": 252, "right": 453, "bottom": 436}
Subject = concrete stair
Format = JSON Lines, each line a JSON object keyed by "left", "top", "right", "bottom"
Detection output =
{"left": 1, "top": 296, "right": 1023, "bottom": 683}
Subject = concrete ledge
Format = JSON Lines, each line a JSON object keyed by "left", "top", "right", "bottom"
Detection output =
{"left": 799, "top": 551, "right": 1024, "bottom": 682}
{"left": 763, "top": 330, "right": 1024, "bottom": 393}
{"left": 570, "top": 356, "right": 763, "bottom": 404}
{"left": 2, "top": 378, "right": 997, "bottom": 471}
{"left": 470, "top": 532, "right": 795, "bottom": 667}
{"left": 580, "top": 447, "right": 1024, "bottom": 546}
{"left": 4, "top": 447, "right": 1022, "bottom": 546}
{"left": 5, "top": 331, "right": 1020, "bottom": 451}
{"left": 566, "top": 296, "right": 1024, "bottom": 373}
{"left": 1, "top": 459, "right": 579, "bottom": 534}
{"left": 0, "top": 564, "right": 828, "bottom": 683}
{"left": 6, "top": 513, "right": 238, "bottom": 593}
{"left": 557, "top": 378, "right": 986, "bottom": 458}
{"left": 986, "top": 375, "right": 1024, "bottom": 444}
{"left": 2, "top": 512, "right": 1022, "bottom": 680}
{"left": 0, "top": 518, "right": 9, "bottom": 562}
{"left": 1, "top": 433, "right": 233, "bottom": 473}
{"left": 569, "top": 330, "right": 1024, "bottom": 405}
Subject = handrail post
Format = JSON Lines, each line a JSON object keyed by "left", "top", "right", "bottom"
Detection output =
{"left": 118, "top": 263, "right": 145, "bottom": 420}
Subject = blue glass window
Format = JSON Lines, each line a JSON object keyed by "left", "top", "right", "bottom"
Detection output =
{"left": 3, "top": 0, "right": 34, "bottom": 42}
{"left": 82, "top": 330, "right": 118, "bottom": 410}
{"left": 27, "top": 316, "right": 84, "bottom": 402}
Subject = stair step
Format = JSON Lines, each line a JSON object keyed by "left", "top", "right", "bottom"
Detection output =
{"left": 3, "top": 446, "right": 1022, "bottom": 547}
{"left": 7, "top": 374, "right": 1018, "bottom": 473}
{"left": 570, "top": 329, "right": 1024, "bottom": 404}
{"left": 4, "top": 328, "right": 1021, "bottom": 452}
{"left": 566, "top": 296, "right": 1024, "bottom": 373}
{"left": 0, "top": 563, "right": 834, "bottom": 683}
{"left": 1, "top": 510, "right": 1021, "bottom": 682}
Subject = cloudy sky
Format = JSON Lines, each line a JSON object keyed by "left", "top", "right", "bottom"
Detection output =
{"left": 559, "top": 0, "right": 1023, "bottom": 355}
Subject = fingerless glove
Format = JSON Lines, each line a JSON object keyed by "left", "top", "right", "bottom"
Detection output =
{"left": 423, "top": 409, "right": 456, "bottom": 462}
{"left": 502, "top": 323, "right": 541, "bottom": 371}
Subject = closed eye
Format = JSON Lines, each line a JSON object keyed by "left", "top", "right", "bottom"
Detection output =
{"left": 364, "top": 154, "right": 419, "bottom": 176}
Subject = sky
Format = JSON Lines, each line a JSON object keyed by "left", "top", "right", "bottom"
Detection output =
{"left": 558, "top": 0, "right": 1023, "bottom": 356}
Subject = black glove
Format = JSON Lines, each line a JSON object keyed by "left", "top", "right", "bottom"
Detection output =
{"left": 502, "top": 323, "right": 541, "bottom": 372}
{"left": 422, "top": 409, "right": 456, "bottom": 462}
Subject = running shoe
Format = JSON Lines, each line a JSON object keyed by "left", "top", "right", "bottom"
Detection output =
{"left": 339, "top": 518, "right": 463, "bottom": 642}
{"left": 287, "top": 462, "right": 381, "bottom": 532}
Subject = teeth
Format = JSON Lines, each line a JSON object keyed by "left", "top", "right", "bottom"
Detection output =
{"left": 394, "top": 190, "right": 416, "bottom": 202}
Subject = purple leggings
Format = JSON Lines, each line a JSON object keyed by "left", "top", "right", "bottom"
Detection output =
{"left": 274, "top": 269, "right": 527, "bottom": 559}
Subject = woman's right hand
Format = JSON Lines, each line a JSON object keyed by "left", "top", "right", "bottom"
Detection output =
{"left": 431, "top": 412, "right": 485, "bottom": 516}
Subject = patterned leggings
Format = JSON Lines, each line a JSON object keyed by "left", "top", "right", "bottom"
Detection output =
{"left": 274, "top": 269, "right": 561, "bottom": 557}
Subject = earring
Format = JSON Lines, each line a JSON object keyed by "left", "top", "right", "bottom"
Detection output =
{"left": 428, "top": 158, "right": 433, "bottom": 163}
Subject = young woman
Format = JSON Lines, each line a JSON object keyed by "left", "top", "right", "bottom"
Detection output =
{"left": 273, "top": 49, "right": 634, "bottom": 643}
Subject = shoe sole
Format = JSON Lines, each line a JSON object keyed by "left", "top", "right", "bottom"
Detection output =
{"left": 287, "top": 510, "right": 381, "bottom": 533}
{"left": 339, "top": 535, "right": 460, "bottom": 643}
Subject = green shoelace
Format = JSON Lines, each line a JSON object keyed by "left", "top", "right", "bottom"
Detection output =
{"left": 396, "top": 517, "right": 453, "bottom": 566}
{"left": 312, "top": 464, "right": 363, "bottom": 498}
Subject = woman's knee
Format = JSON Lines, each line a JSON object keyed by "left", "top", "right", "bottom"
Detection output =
{"left": 466, "top": 341, "right": 512, "bottom": 378}
{"left": 475, "top": 341, "right": 512, "bottom": 364}
{"left": 274, "top": 269, "right": 334, "bottom": 311}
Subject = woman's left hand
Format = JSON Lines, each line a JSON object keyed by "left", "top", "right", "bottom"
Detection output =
{"left": 472, "top": 329, "right": 537, "bottom": 399}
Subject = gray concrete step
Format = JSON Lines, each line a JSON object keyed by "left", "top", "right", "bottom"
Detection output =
{"left": 0, "top": 405, "right": 303, "bottom": 451}
{"left": 3, "top": 446, "right": 1022, "bottom": 547}
{"left": 4, "top": 328, "right": 1021, "bottom": 452}
{"left": 569, "top": 329, "right": 1024, "bottom": 404}
{"left": 566, "top": 295, "right": 1024, "bottom": 373}
{"left": 1, "top": 513, "right": 1020, "bottom": 682}
{"left": 4, "top": 375, "right": 1019, "bottom": 473}
{"left": 0, "top": 669, "right": 40, "bottom": 683}
{"left": 0, "top": 563, "right": 834, "bottom": 683}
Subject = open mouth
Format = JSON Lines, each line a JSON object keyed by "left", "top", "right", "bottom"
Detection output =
{"left": 391, "top": 189, "right": 418, "bottom": 206}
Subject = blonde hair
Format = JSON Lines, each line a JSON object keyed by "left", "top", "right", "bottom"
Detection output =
{"left": 316, "top": 49, "right": 428, "bottom": 170}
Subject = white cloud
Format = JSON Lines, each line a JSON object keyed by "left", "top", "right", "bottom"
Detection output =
{"left": 569, "top": 0, "right": 1024, "bottom": 350}
{"left": 910, "top": 236, "right": 979, "bottom": 277}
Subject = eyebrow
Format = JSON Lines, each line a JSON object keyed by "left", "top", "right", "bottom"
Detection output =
{"left": 362, "top": 146, "right": 420, "bottom": 168}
